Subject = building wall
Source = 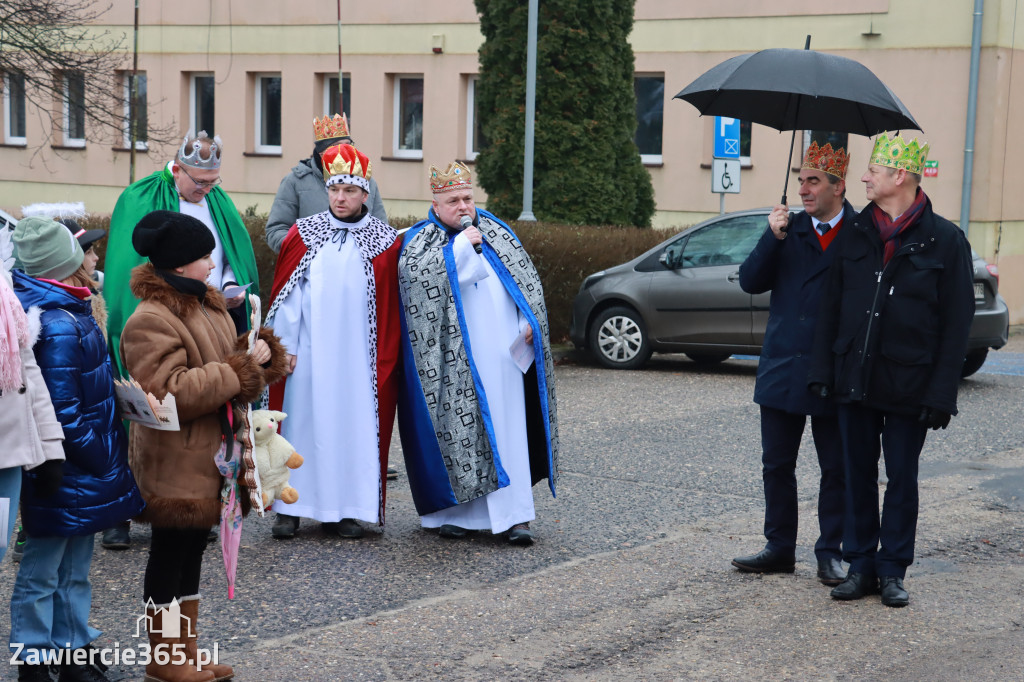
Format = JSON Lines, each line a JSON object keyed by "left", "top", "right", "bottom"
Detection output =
{"left": 1, "top": 0, "right": 1021, "bottom": 321}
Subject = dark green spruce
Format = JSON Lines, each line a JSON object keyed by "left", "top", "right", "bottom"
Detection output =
{"left": 474, "top": 0, "right": 655, "bottom": 227}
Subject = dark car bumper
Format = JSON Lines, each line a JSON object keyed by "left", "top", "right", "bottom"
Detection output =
{"left": 570, "top": 290, "right": 597, "bottom": 349}
{"left": 967, "top": 294, "right": 1010, "bottom": 351}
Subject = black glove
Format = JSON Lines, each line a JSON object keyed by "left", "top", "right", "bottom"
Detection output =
{"left": 918, "top": 407, "right": 951, "bottom": 430}
{"left": 808, "top": 382, "right": 831, "bottom": 398}
{"left": 32, "top": 459, "right": 64, "bottom": 498}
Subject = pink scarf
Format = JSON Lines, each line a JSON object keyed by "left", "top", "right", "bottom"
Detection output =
{"left": 0, "top": 274, "right": 30, "bottom": 392}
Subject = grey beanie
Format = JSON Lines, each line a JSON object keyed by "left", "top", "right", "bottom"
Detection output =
{"left": 13, "top": 216, "right": 85, "bottom": 280}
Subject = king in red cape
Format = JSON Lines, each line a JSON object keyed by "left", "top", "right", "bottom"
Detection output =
{"left": 264, "top": 141, "right": 401, "bottom": 540}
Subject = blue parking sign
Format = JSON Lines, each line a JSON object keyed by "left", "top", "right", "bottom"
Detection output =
{"left": 714, "top": 117, "right": 741, "bottom": 159}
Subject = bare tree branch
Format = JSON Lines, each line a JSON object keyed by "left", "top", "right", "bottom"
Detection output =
{"left": 0, "top": 0, "right": 175, "bottom": 156}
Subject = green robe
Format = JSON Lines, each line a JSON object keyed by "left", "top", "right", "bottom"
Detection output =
{"left": 105, "top": 167, "right": 258, "bottom": 378}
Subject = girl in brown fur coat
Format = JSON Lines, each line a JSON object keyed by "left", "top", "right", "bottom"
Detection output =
{"left": 120, "top": 211, "right": 287, "bottom": 682}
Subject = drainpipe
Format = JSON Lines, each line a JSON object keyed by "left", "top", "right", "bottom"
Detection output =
{"left": 517, "top": 0, "right": 538, "bottom": 222}
{"left": 961, "top": 0, "right": 984, "bottom": 240}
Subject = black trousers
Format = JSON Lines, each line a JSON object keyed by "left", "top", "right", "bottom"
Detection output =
{"left": 837, "top": 403, "right": 928, "bottom": 579}
{"left": 143, "top": 527, "right": 209, "bottom": 605}
{"left": 760, "top": 405, "right": 844, "bottom": 560}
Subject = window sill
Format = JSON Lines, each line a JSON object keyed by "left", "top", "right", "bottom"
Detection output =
{"left": 112, "top": 146, "right": 149, "bottom": 153}
{"left": 381, "top": 155, "right": 423, "bottom": 162}
{"left": 50, "top": 144, "right": 86, "bottom": 151}
{"left": 0, "top": 142, "right": 27, "bottom": 148}
{"left": 243, "top": 151, "right": 283, "bottom": 158}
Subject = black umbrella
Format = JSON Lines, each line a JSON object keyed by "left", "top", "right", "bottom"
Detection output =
{"left": 675, "top": 38, "right": 921, "bottom": 203}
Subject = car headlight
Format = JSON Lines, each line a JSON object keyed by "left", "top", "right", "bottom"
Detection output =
{"left": 581, "top": 271, "right": 606, "bottom": 292}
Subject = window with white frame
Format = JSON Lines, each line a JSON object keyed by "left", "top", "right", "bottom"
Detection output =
{"left": 3, "top": 72, "right": 26, "bottom": 144}
{"left": 323, "top": 75, "right": 351, "bottom": 119}
{"left": 62, "top": 71, "right": 86, "bottom": 146}
{"left": 634, "top": 74, "right": 664, "bottom": 163}
{"left": 190, "top": 73, "right": 215, "bottom": 135}
{"left": 803, "top": 129, "right": 849, "bottom": 158}
{"left": 393, "top": 75, "right": 423, "bottom": 158}
{"left": 255, "top": 74, "right": 282, "bottom": 153}
{"left": 122, "top": 72, "right": 148, "bottom": 149}
{"left": 739, "top": 120, "right": 752, "bottom": 167}
{"left": 465, "top": 76, "right": 488, "bottom": 161}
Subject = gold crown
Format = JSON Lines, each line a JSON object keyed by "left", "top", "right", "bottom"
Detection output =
{"left": 429, "top": 161, "right": 472, "bottom": 194}
{"left": 802, "top": 142, "right": 850, "bottom": 180}
{"left": 869, "top": 133, "right": 929, "bottom": 175}
{"left": 313, "top": 113, "right": 351, "bottom": 142}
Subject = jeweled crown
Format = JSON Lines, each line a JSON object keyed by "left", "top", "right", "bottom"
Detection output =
{"left": 177, "top": 131, "right": 222, "bottom": 170}
{"left": 429, "top": 161, "right": 473, "bottom": 194}
{"left": 869, "top": 133, "right": 930, "bottom": 175}
{"left": 802, "top": 142, "right": 850, "bottom": 180}
{"left": 320, "top": 143, "right": 372, "bottom": 191}
{"left": 313, "top": 113, "right": 351, "bottom": 142}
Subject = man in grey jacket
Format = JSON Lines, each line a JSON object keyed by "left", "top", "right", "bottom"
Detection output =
{"left": 265, "top": 113, "right": 387, "bottom": 253}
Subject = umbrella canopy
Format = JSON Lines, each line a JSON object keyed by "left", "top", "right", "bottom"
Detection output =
{"left": 675, "top": 48, "right": 920, "bottom": 135}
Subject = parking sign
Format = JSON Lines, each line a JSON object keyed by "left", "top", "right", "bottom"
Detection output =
{"left": 714, "top": 117, "right": 741, "bottom": 159}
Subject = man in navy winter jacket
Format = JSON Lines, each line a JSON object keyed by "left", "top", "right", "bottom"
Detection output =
{"left": 732, "top": 141, "right": 853, "bottom": 586}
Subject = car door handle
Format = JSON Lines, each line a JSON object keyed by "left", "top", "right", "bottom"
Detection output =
{"left": 727, "top": 272, "right": 740, "bottom": 283}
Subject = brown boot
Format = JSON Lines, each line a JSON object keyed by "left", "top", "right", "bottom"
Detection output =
{"left": 144, "top": 606, "right": 215, "bottom": 682}
{"left": 179, "top": 598, "right": 235, "bottom": 681}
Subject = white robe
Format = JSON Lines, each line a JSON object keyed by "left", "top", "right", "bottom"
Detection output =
{"left": 266, "top": 211, "right": 381, "bottom": 523}
{"left": 419, "top": 232, "right": 536, "bottom": 534}
{"left": 171, "top": 162, "right": 235, "bottom": 290}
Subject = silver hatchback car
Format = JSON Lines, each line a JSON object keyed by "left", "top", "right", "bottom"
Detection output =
{"left": 569, "top": 208, "right": 1009, "bottom": 377}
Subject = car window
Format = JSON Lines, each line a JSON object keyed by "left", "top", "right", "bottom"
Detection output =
{"left": 679, "top": 215, "right": 766, "bottom": 269}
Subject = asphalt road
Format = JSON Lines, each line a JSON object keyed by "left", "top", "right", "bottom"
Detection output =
{"left": 2, "top": 337, "right": 1022, "bottom": 681}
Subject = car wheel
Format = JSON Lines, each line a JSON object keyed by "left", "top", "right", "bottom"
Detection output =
{"left": 589, "top": 306, "right": 652, "bottom": 369}
{"left": 961, "top": 349, "right": 988, "bottom": 378}
{"left": 685, "top": 352, "right": 732, "bottom": 365}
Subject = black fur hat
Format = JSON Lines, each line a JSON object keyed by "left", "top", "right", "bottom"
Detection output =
{"left": 132, "top": 210, "right": 215, "bottom": 269}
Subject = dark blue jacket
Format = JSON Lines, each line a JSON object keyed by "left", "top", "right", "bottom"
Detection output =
{"left": 739, "top": 201, "right": 855, "bottom": 416}
{"left": 808, "top": 196, "right": 975, "bottom": 416}
{"left": 12, "top": 270, "right": 144, "bottom": 536}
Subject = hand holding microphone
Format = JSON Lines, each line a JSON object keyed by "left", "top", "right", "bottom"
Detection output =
{"left": 460, "top": 215, "right": 483, "bottom": 254}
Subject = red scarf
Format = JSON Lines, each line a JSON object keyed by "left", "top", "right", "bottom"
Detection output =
{"left": 871, "top": 188, "right": 927, "bottom": 265}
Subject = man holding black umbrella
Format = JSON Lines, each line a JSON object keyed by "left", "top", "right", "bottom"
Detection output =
{"left": 808, "top": 133, "right": 975, "bottom": 607}
{"left": 732, "top": 142, "right": 853, "bottom": 586}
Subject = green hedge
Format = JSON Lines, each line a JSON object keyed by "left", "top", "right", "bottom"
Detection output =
{"left": 88, "top": 213, "right": 669, "bottom": 343}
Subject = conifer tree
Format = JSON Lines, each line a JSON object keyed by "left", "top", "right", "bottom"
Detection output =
{"left": 474, "top": 0, "right": 655, "bottom": 227}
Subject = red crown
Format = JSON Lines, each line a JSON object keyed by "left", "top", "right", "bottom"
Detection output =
{"left": 802, "top": 142, "right": 850, "bottom": 180}
{"left": 320, "top": 143, "right": 372, "bottom": 190}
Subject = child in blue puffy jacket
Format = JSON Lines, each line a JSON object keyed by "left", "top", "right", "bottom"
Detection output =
{"left": 9, "top": 216, "right": 144, "bottom": 682}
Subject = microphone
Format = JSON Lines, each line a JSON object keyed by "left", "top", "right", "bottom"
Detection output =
{"left": 460, "top": 215, "right": 482, "bottom": 254}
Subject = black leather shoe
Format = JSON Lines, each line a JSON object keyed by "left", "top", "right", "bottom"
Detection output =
{"left": 830, "top": 572, "right": 878, "bottom": 600}
{"left": 816, "top": 557, "right": 846, "bottom": 586}
{"left": 507, "top": 523, "right": 535, "bottom": 546}
{"left": 731, "top": 547, "right": 796, "bottom": 574}
{"left": 272, "top": 513, "right": 300, "bottom": 539}
{"left": 17, "top": 662, "right": 53, "bottom": 682}
{"left": 100, "top": 522, "right": 130, "bottom": 550}
{"left": 438, "top": 524, "right": 468, "bottom": 539}
{"left": 334, "top": 518, "right": 365, "bottom": 539}
{"left": 880, "top": 576, "right": 909, "bottom": 607}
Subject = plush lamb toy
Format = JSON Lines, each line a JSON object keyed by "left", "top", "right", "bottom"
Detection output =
{"left": 251, "top": 410, "right": 304, "bottom": 508}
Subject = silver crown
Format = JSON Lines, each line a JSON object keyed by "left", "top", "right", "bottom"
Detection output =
{"left": 177, "top": 131, "right": 222, "bottom": 169}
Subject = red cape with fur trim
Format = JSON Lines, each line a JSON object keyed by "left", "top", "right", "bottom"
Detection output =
{"left": 267, "top": 223, "right": 401, "bottom": 520}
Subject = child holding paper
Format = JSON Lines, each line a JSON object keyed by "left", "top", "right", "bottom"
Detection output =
{"left": 9, "top": 216, "right": 145, "bottom": 682}
{"left": 120, "top": 210, "right": 286, "bottom": 682}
